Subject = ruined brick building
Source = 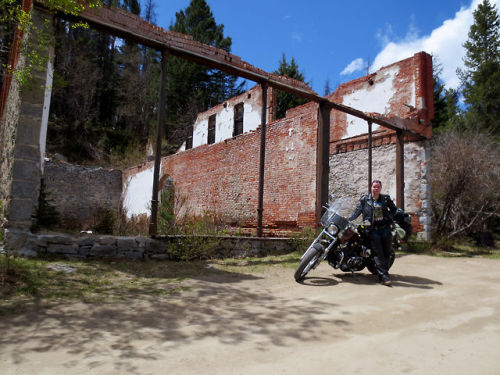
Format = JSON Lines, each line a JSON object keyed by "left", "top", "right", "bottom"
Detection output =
{"left": 123, "top": 52, "right": 433, "bottom": 239}
{"left": 0, "top": 2, "right": 433, "bottom": 254}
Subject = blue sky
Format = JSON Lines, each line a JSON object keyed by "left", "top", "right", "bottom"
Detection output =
{"left": 152, "top": 0, "right": 499, "bottom": 94}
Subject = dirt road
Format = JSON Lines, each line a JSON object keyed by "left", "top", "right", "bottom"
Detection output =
{"left": 1, "top": 254, "right": 499, "bottom": 375}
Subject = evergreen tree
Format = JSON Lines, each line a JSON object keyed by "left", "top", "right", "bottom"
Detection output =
{"left": 432, "top": 62, "right": 461, "bottom": 133}
{"left": 166, "top": 0, "right": 244, "bottom": 148}
{"left": 273, "top": 53, "right": 309, "bottom": 119}
{"left": 458, "top": 0, "right": 500, "bottom": 134}
{"left": 323, "top": 79, "right": 332, "bottom": 96}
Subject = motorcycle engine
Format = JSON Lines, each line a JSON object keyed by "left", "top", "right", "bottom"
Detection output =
{"left": 341, "top": 256, "right": 365, "bottom": 272}
{"left": 337, "top": 241, "right": 366, "bottom": 272}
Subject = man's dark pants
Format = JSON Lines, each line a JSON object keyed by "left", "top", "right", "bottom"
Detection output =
{"left": 370, "top": 226, "right": 393, "bottom": 282}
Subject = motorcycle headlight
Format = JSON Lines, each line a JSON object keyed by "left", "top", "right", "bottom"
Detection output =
{"left": 327, "top": 224, "right": 339, "bottom": 235}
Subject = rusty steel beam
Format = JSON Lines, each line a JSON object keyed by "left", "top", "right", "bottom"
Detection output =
{"left": 256, "top": 82, "right": 268, "bottom": 237}
{"left": 37, "top": 2, "right": 427, "bottom": 140}
{"left": 368, "top": 120, "right": 373, "bottom": 194}
{"left": 149, "top": 50, "right": 169, "bottom": 236}
{"left": 316, "top": 103, "right": 330, "bottom": 224}
{"left": 396, "top": 130, "right": 405, "bottom": 209}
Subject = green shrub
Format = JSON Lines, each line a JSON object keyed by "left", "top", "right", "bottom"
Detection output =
{"left": 32, "top": 179, "right": 60, "bottom": 231}
{"left": 92, "top": 207, "right": 117, "bottom": 235}
{"left": 288, "top": 226, "right": 318, "bottom": 252}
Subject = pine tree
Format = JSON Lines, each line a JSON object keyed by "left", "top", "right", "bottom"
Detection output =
{"left": 166, "top": 0, "right": 244, "bottom": 147}
{"left": 273, "top": 53, "right": 309, "bottom": 119}
{"left": 458, "top": 0, "right": 500, "bottom": 134}
{"left": 323, "top": 79, "right": 332, "bottom": 96}
{"left": 432, "top": 62, "right": 461, "bottom": 133}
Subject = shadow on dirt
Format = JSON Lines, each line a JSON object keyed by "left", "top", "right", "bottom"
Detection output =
{"left": 0, "top": 267, "right": 348, "bottom": 374}
{"left": 297, "top": 277, "right": 339, "bottom": 287}
{"left": 333, "top": 272, "right": 442, "bottom": 289}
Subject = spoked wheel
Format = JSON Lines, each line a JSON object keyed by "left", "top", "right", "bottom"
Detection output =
{"left": 366, "top": 251, "right": 395, "bottom": 275}
{"left": 294, "top": 243, "right": 324, "bottom": 282}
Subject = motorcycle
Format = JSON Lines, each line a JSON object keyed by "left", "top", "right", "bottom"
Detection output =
{"left": 294, "top": 197, "right": 411, "bottom": 282}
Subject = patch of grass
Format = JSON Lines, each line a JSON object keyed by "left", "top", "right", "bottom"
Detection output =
{"left": 211, "top": 253, "right": 301, "bottom": 274}
{"left": 406, "top": 237, "right": 500, "bottom": 259}
{"left": 0, "top": 253, "right": 305, "bottom": 315}
{"left": 0, "top": 256, "right": 197, "bottom": 315}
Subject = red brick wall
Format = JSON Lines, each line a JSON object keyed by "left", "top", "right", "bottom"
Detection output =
{"left": 160, "top": 101, "right": 319, "bottom": 234}
{"left": 328, "top": 52, "right": 433, "bottom": 141}
{"left": 123, "top": 53, "right": 434, "bottom": 237}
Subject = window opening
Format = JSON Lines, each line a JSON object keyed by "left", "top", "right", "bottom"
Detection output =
{"left": 233, "top": 103, "right": 244, "bottom": 136}
{"left": 186, "top": 124, "right": 193, "bottom": 149}
{"left": 208, "top": 114, "right": 216, "bottom": 144}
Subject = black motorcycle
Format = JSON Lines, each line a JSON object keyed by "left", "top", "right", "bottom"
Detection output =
{"left": 294, "top": 197, "right": 411, "bottom": 282}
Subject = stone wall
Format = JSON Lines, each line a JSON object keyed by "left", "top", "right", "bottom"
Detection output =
{"left": 329, "top": 140, "right": 431, "bottom": 240}
{"left": 12, "top": 231, "right": 298, "bottom": 260}
{"left": 43, "top": 160, "right": 123, "bottom": 229}
{"left": 0, "top": 7, "right": 54, "bottom": 233}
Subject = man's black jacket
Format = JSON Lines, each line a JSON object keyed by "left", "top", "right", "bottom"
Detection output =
{"left": 348, "top": 193, "right": 397, "bottom": 225}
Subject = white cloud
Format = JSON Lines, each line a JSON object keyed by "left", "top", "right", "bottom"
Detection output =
{"left": 341, "top": 58, "right": 366, "bottom": 75}
{"left": 370, "top": 0, "right": 499, "bottom": 90}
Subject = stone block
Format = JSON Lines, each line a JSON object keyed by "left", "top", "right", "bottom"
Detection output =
{"left": 96, "top": 236, "right": 117, "bottom": 246}
{"left": 90, "top": 245, "right": 117, "bottom": 257}
{"left": 136, "top": 236, "right": 152, "bottom": 248}
{"left": 78, "top": 237, "right": 95, "bottom": 247}
{"left": 47, "top": 244, "right": 79, "bottom": 254}
{"left": 49, "top": 235, "right": 74, "bottom": 245}
{"left": 16, "top": 114, "right": 43, "bottom": 146}
{"left": 78, "top": 246, "right": 92, "bottom": 257}
{"left": 10, "top": 180, "right": 39, "bottom": 200}
{"left": 12, "top": 159, "right": 40, "bottom": 182}
{"left": 4, "top": 228, "right": 29, "bottom": 252}
{"left": 14, "top": 144, "right": 40, "bottom": 162}
{"left": 18, "top": 248, "right": 38, "bottom": 257}
{"left": 6, "top": 198, "right": 36, "bottom": 222}
{"left": 117, "top": 237, "right": 137, "bottom": 251}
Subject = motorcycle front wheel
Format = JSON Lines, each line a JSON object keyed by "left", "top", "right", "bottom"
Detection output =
{"left": 294, "top": 243, "right": 324, "bottom": 282}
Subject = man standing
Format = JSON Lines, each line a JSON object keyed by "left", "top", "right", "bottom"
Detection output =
{"left": 349, "top": 180, "right": 397, "bottom": 286}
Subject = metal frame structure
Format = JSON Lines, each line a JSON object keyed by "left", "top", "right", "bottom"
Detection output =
{"left": 29, "top": 2, "right": 425, "bottom": 236}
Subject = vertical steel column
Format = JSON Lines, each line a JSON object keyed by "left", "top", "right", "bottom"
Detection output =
{"left": 396, "top": 129, "right": 405, "bottom": 209}
{"left": 149, "top": 50, "right": 169, "bottom": 236}
{"left": 256, "top": 82, "right": 268, "bottom": 237}
{"left": 367, "top": 120, "right": 373, "bottom": 194}
{"left": 316, "top": 102, "right": 331, "bottom": 224}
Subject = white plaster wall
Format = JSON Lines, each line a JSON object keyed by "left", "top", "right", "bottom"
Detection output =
{"left": 123, "top": 165, "right": 155, "bottom": 218}
{"left": 40, "top": 45, "right": 54, "bottom": 172}
{"left": 193, "top": 118, "right": 208, "bottom": 148}
{"left": 182, "top": 92, "right": 263, "bottom": 150}
{"left": 342, "top": 65, "right": 414, "bottom": 139}
{"left": 216, "top": 105, "right": 234, "bottom": 142}
{"left": 243, "top": 101, "right": 261, "bottom": 133}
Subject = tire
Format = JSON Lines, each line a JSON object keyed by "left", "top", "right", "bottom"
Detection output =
{"left": 294, "top": 243, "right": 324, "bottom": 282}
{"left": 366, "top": 251, "right": 395, "bottom": 275}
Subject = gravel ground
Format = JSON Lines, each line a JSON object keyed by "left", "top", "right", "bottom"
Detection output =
{"left": 1, "top": 254, "right": 499, "bottom": 375}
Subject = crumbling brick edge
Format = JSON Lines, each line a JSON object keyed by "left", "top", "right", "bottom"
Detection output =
{"left": 2, "top": 229, "right": 301, "bottom": 260}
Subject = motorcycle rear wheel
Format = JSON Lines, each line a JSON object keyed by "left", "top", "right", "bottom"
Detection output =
{"left": 366, "top": 251, "right": 395, "bottom": 275}
{"left": 294, "top": 243, "right": 324, "bottom": 282}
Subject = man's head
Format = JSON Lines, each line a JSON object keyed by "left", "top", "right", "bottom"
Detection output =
{"left": 371, "top": 180, "right": 382, "bottom": 198}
